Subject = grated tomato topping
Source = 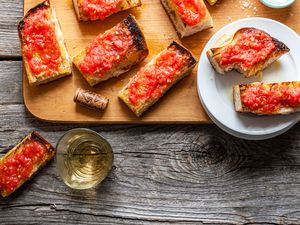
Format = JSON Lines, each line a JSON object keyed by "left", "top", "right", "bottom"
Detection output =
{"left": 22, "top": 7, "right": 61, "bottom": 76}
{"left": 241, "top": 83, "right": 300, "bottom": 113}
{"left": 220, "top": 29, "right": 276, "bottom": 69}
{"left": 0, "top": 141, "right": 47, "bottom": 195}
{"left": 81, "top": 0, "right": 123, "bottom": 20}
{"left": 128, "top": 48, "right": 185, "bottom": 106}
{"left": 173, "top": 0, "right": 206, "bottom": 26}
{"left": 79, "top": 25, "right": 133, "bottom": 76}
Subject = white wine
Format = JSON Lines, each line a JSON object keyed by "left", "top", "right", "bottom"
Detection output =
{"left": 56, "top": 129, "right": 113, "bottom": 189}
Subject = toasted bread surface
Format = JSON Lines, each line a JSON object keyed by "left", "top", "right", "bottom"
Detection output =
{"left": 207, "top": 28, "right": 289, "bottom": 77}
{"left": 73, "top": 14, "right": 148, "bottom": 86}
{"left": 73, "top": 0, "right": 141, "bottom": 21}
{"left": 118, "top": 41, "right": 197, "bottom": 117}
{"left": 233, "top": 81, "right": 300, "bottom": 115}
{"left": 160, "top": 0, "right": 213, "bottom": 38}
{"left": 18, "top": 0, "right": 71, "bottom": 85}
{"left": 0, "top": 132, "right": 55, "bottom": 197}
{"left": 206, "top": 0, "right": 218, "bottom": 5}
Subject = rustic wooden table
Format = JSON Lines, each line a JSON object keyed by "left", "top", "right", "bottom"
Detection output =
{"left": 0, "top": 1, "right": 300, "bottom": 224}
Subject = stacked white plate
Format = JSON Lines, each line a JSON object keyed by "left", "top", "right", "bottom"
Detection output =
{"left": 197, "top": 18, "right": 300, "bottom": 140}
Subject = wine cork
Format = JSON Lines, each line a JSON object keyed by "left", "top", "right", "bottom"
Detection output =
{"left": 74, "top": 88, "right": 109, "bottom": 111}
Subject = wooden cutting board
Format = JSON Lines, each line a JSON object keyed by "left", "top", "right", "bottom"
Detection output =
{"left": 23, "top": 0, "right": 300, "bottom": 124}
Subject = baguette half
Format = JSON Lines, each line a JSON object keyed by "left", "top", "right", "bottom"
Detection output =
{"left": 160, "top": 0, "right": 213, "bottom": 38}
{"left": 233, "top": 81, "right": 300, "bottom": 115}
{"left": 207, "top": 28, "right": 289, "bottom": 77}
{"left": 118, "top": 41, "right": 197, "bottom": 117}
{"left": 0, "top": 132, "right": 55, "bottom": 197}
{"left": 73, "top": 14, "right": 149, "bottom": 86}
{"left": 18, "top": 0, "right": 72, "bottom": 85}
{"left": 73, "top": 0, "right": 141, "bottom": 21}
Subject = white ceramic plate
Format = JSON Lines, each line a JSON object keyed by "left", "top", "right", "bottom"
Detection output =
{"left": 197, "top": 18, "right": 300, "bottom": 140}
{"left": 202, "top": 101, "right": 295, "bottom": 140}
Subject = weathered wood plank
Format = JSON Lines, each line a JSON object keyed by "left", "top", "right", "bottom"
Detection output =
{"left": 0, "top": 62, "right": 300, "bottom": 224}
{"left": 0, "top": 61, "right": 23, "bottom": 104}
{"left": 0, "top": 103, "right": 300, "bottom": 224}
{"left": 0, "top": 0, "right": 23, "bottom": 58}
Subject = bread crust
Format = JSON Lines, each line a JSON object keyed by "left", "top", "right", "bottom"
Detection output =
{"left": 233, "top": 81, "right": 300, "bottom": 115}
{"left": 18, "top": 0, "right": 72, "bottom": 86}
{"left": 207, "top": 28, "right": 290, "bottom": 77}
{"left": 118, "top": 41, "right": 197, "bottom": 117}
{"left": 73, "top": 0, "right": 141, "bottom": 21}
{"left": 0, "top": 132, "right": 55, "bottom": 197}
{"left": 73, "top": 14, "right": 149, "bottom": 87}
{"left": 206, "top": 0, "right": 218, "bottom": 5}
{"left": 160, "top": 0, "right": 213, "bottom": 38}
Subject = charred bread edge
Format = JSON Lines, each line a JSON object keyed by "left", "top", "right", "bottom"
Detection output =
{"left": 18, "top": 0, "right": 71, "bottom": 85}
{"left": 170, "top": 41, "right": 197, "bottom": 67}
{"left": 207, "top": 28, "right": 290, "bottom": 76}
{"left": 73, "top": 0, "right": 142, "bottom": 21}
{"left": 160, "top": 0, "right": 181, "bottom": 36}
{"left": 233, "top": 82, "right": 300, "bottom": 115}
{"left": 124, "top": 14, "right": 148, "bottom": 52}
{"left": 72, "top": 0, "right": 82, "bottom": 21}
{"left": 118, "top": 41, "right": 197, "bottom": 117}
{"left": 72, "top": 14, "right": 149, "bottom": 86}
{"left": 160, "top": 0, "right": 213, "bottom": 38}
{"left": 160, "top": 0, "right": 188, "bottom": 38}
{"left": 272, "top": 36, "right": 290, "bottom": 54}
{"left": 19, "top": 0, "right": 49, "bottom": 25}
{"left": 0, "top": 131, "right": 55, "bottom": 197}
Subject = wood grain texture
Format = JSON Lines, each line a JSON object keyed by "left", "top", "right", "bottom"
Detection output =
{"left": 22, "top": 0, "right": 300, "bottom": 124}
{"left": 0, "top": 61, "right": 300, "bottom": 224}
{"left": 0, "top": 0, "right": 23, "bottom": 58}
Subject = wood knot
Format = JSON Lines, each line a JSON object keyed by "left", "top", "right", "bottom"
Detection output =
{"left": 189, "top": 136, "right": 227, "bottom": 166}
{"left": 174, "top": 135, "right": 243, "bottom": 180}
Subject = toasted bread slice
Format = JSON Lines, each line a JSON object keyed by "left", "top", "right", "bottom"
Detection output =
{"left": 233, "top": 81, "right": 300, "bottom": 115}
{"left": 73, "top": 0, "right": 141, "bottom": 21}
{"left": 18, "top": 0, "right": 72, "bottom": 85}
{"left": 118, "top": 41, "right": 197, "bottom": 117}
{"left": 0, "top": 132, "right": 55, "bottom": 197}
{"left": 205, "top": 0, "right": 218, "bottom": 5}
{"left": 73, "top": 14, "right": 148, "bottom": 86}
{"left": 207, "top": 28, "right": 290, "bottom": 77}
{"left": 160, "top": 0, "right": 213, "bottom": 38}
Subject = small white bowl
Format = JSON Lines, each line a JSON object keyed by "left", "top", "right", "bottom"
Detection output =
{"left": 260, "top": 0, "right": 295, "bottom": 8}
